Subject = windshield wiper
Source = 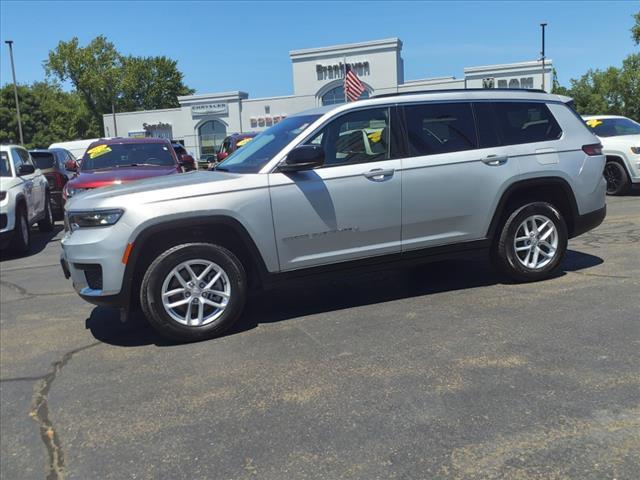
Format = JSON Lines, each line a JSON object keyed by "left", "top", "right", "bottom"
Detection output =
{"left": 115, "top": 163, "right": 160, "bottom": 167}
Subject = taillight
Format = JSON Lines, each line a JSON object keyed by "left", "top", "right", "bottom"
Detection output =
{"left": 582, "top": 143, "right": 603, "bottom": 156}
{"left": 46, "top": 172, "right": 65, "bottom": 188}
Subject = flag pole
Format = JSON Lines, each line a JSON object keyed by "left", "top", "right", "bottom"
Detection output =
{"left": 343, "top": 55, "right": 348, "bottom": 103}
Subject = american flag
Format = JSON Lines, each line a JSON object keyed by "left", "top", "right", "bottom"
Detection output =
{"left": 344, "top": 63, "right": 365, "bottom": 102}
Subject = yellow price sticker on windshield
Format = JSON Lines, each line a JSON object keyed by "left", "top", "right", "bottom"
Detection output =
{"left": 585, "top": 119, "right": 603, "bottom": 128}
{"left": 87, "top": 144, "right": 112, "bottom": 159}
{"left": 236, "top": 137, "right": 253, "bottom": 147}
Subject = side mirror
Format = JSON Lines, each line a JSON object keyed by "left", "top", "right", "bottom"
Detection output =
{"left": 279, "top": 145, "right": 324, "bottom": 172}
{"left": 64, "top": 159, "right": 78, "bottom": 172}
{"left": 18, "top": 164, "right": 36, "bottom": 175}
{"left": 217, "top": 151, "right": 228, "bottom": 162}
{"left": 179, "top": 154, "right": 196, "bottom": 171}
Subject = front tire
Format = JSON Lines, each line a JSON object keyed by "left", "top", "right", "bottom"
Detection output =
{"left": 10, "top": 206, "right": 31, "bottom": 254}
{"left": 603, "top": 161, "right": 630, "bottom": 195}
{"left": 492, "top": 202, "right": 568, "bottom": 282}
{"left": 140, "top": 243, "right": 247, "bottom": 342}
{"left": 38, "top": 194, "right": 54, "bottom": 232}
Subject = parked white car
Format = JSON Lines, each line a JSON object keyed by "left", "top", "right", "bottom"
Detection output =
{"left": 583, "top": 115, "right": 640, "bottom": 195}
{"left": 0, "top": 145, "right": 54, "bottom": 253}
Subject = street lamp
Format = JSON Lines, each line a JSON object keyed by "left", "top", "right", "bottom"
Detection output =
{"left": 4, "top": 40, "right": 24, "bottom": 145}
{"left": 540, "top": 23, "right": 548, "bottom": 92}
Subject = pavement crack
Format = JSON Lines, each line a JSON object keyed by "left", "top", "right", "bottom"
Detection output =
{"left": 0, "top": 375, "right": 45, "bottom": 383}
{"left": 29, "top": 342, "right": 101, "bottom": 480}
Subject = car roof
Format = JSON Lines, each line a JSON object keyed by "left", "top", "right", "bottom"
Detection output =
{"left": 294, "top": 90, "right": 566, "bottom": 118}
{"left": 582, "top": 115, "right": 627, "bottom": 120}
{"left": 0, "top": 144, "right": 23, "bottom": 151}
{"left": 89, "top": 137, "right": 170, "bottom": 146}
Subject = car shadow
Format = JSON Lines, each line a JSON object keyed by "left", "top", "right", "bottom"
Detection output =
{"left": 87, "top": 249, "right": 603, "bottom": 347}
{"left": 0, "top": 224, "right": 64, "bottom": 261}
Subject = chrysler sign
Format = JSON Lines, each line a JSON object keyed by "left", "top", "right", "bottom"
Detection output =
{"left": 191, "top": 103, "right": 228, "bottom": 116}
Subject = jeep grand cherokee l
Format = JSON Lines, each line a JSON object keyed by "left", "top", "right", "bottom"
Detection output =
{"left": 60, "top": 90, "right": 606, "bottom": 342}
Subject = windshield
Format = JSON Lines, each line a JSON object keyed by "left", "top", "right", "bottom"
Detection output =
{"left": 217, "top": 115, "right": 321, "bottom": 173}
{"left": 31, "top": 152, "right": 56, "bottom": 169}
{"left": 0, "top": 152, "right": 10, "bottom": 177}
{"left": 585, "top": 117, "right": 640, "bottom": 137}
{"left": 81, "top": 143, "right": 175, "bottom": 171}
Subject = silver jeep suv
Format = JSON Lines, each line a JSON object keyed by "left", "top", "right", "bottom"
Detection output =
{"left": 60, "top": 90, "right": 606, "bottom": 342}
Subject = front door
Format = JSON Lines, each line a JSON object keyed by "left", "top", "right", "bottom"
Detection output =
{"left": 269, "top": 107, "right": 402, "bottom": 271}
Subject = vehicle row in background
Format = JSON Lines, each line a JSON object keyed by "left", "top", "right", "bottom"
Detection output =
{"left": 0, "top": 145, "right": 54, "bottom": 253}
{"left": 208, "top": 133, "right": 257, "bottom": 169}
{"left": 63, "top": 138, "right": 196, "bottom": 200}
{"left": 583, "top": 115, "right": 640, "bottom": 195}
{"left": 29, "top": 148, "right": 78, "bottom": 219}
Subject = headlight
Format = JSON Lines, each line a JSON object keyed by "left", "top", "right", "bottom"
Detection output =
{"left": 65, "top": 186, "right": 88, "bottom": 198}
{"left": 68, "top": 209, "right": 124, "bottom": 231}
{"left": 631, "top": 146, "right": 640, "bottom": 154}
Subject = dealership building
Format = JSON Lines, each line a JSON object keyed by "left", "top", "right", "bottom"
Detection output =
{"left": 103, "top": 38, "right": 553, "bottom": 158}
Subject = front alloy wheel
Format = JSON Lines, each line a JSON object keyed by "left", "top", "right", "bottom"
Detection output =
{"left": 141, "top": 243, "right": 246, "bottom": 342}
{"left": 161, "top": 259, "right": 231, "bottom": 327}
{"left": 603, "top": 161, "right": 629, "bottom": 195}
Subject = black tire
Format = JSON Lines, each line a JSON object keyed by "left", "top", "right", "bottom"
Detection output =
{"left": 492, "top": 202, "right": 568, "bottom": 282}
{"left": 603, "top": 161, "right": 630, "bottom": 196}
{"left": 10, "top": 205, "right": 31, "bottom": 254}
{"left": 38, "top": 194, "right": 54, "bottom": 232}
{"left": 140, "top": 243, "right": 247, "bottom": 342}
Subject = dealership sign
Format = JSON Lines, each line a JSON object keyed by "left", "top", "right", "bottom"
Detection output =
{"left": 191, "top": 103, "right": 228, "bottom": 116}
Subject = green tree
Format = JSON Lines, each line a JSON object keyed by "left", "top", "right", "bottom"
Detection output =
{"left": 45, "top": 35, "right": 121, "bottom": 136}
{"left": 119, "top": 56, "right": 194, "bottom": 112}
{"left": 0, "top": 82, "right": 99, "bottom": 148}
{"left": 632, "top": 11, "right": 640, "bottom": 45}
{"left": 45, "top": 35, "right": 194, "bottom": 135}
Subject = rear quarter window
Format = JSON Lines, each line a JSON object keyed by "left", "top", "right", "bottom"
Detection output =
{"left": 491, "top": 102, "right": 562, "bottom": 145}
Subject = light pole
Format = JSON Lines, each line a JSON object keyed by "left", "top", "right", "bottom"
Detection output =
{"left": 4, "top": 40, "right": 24, "bottom": 145}
{"left": 540, "top": 23, "right": 547, "bottom": 92}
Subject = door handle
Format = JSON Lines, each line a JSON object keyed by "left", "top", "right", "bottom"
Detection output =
{"left": 363, "top": 168, "right": 395, "bottom": 180}
{"left": 481, "top": 154, "right": 508, "bottom": 166}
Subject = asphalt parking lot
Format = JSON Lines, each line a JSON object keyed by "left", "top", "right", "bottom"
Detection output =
{"left": 1, "top": 195, "right": 638, "bottom": 480}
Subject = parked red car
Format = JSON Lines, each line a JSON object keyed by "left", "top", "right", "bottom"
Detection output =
{"left": 215, "top": 133, "right": 257, "bottom": 163}
{"left": 63, "top": 138, "right": 196, "bottom": 199}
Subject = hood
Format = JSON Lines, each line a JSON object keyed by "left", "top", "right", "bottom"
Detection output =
{"left": 599, "top": 134, "right": 640, "bottom": 150}
{"left": 64, "top": 170, "right": 265, "bottom": 211}
{"left": 67, "top": 165, "right": 179, "bottom": 189}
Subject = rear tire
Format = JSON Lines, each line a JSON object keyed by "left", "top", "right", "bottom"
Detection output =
{"left": 603, "top": 161, "right": 630, "bottom": 195}
{"left": 10, "top": 206, "right": 31, "bottom": 255}
{"left": 140, "top": 243, "right": 247, "bottom": 342}
{"left": 492, "top": 202, "right": 567, "bottom": 282}
{"left": 38, "top": 194, "right": 54, "bottom": 232}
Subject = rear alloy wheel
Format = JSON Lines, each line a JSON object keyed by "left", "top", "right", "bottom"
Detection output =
{"left": 38, "top": 195, "right": 55, "bottom": 232}
{"left": 10, "top": 206, "right": 31, "bottom": 254}
{"left": 493, "top": 202, "right": 567, "bottom": 282}
{"left": 141, "top": 243, "right": 246, "bottom": 342}
{"left": 603, "top": 161, "right": 630, "bottom": 195}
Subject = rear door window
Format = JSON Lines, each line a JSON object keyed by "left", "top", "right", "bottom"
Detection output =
{"left": 490, "top": 102, "right": 562, "bottom": 145}
{"left": 402, "top": 102, "right": 477, "bottom": 157}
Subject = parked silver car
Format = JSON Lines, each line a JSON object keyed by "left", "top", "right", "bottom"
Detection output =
{"left": 60, "top": 90, "right": 606, "bottom": 342}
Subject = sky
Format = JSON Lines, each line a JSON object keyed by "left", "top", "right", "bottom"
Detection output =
{"left": 0, "top": 1, "right": 638, "bottom": 98}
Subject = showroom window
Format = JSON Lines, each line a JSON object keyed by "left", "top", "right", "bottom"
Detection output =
{"left": 321, "top": 85, "right": 370, "bottom": 106}
{"left": 198, "top": 120, "right": 227, "bottom": 156}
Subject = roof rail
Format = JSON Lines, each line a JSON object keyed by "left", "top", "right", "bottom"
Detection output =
{"left": 371, "top": 88, "right": 548, "bottom": 99}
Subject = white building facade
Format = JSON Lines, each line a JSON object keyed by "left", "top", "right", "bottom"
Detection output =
{"left": 103, "top": 38, "right": 553, "bottom": 158}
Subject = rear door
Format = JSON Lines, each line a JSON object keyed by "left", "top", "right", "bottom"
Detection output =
{"left": 399, "top": 101, "right": 519, "bottom": 250}
{"left": 269, "top": 106, "right": 403, "bottom": 270}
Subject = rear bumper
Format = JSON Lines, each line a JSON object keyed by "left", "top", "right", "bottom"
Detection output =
{"left": 571, "top": 205, "right": 606, "bottom": 238}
